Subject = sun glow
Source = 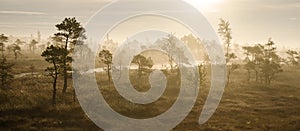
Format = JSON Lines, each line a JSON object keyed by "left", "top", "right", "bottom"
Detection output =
{"left": 183, "top": 0, "right": 223, "bottom": 12}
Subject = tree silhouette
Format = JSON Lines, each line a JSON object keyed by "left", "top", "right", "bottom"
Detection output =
{"left": 260, "top": 39, "right": 282, "bottom": 85}
{"left": 286, "top": 49, "right": 299, "bottom": 66}
{"left": 0, "top": 57, "right": 14, "bottom": 89}
{"left": 198, "top": 64, "right": 207, "bottom": 86}
{"left": 54, "top": 17, "right": 86, "bottom": 93}
{"left": 0, "top": 34, "right": 8, "bottom": 57}
{"left": 29, "top": 39, "right": 38, "bottom": 53}
{"left": 161, "top": 34, "right": 177, "bottom": 71}
{"left": 243, "top": 40, "right": 282, "bottom": 85}
{"left": 7, "top": 44, "right": 21, "bottom": 60}
{"left": 15, "top": 39, "right": 25, "bottom": 46}
{"left": 218, "top": 18, "right": 239, "bottom": 87}
{"left": 0, "top": 34, "right": 13, "bottom": 89}
{"left": 132, "top": 54, "right": 153, "bottom": 79}
{"left": 99, "top": 50, "right": 113, "bottom": 83}
{"left": 41, "top": 45, "right": 70, "bottom": 105}
{"left": 242, "top": 45, "right": 263, "bottom": 82}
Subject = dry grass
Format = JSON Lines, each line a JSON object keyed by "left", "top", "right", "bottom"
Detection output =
{"left": 0, "top": 54, "right": 299, "bottom": 130}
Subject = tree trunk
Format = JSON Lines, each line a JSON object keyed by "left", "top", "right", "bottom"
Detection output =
{"left": 73, "top": 89, "right": 76, "bottom": 102}
{"left": 62, "top": 36, "right": 69, "bottom": 93}
{"left": 269, "top": 75, "right": 274, "bottom": 85}
{"left": 264, "top": 74, "right": 268, "bottom": 85}
{"left": 226, "top": 67, "right": 231, "bottom": 88}
{"left": 107, "top": 64, "right": 111, "bottom": 87}
{"left": 62, "top": 65, "right": 67, "bottom": 93}
{"left": 267, "top": 75, "right": 272, "bottom": 85}
{"left": 107, "top": 65, "right": 111, "bottom": 82}
{"left": 52, "top": 74, "right": 57, "bottom": 106}
{"left": 247, "top": 69, "right": 250, "bottom": 82}
{"left": 14, "top": 52, "right": 17, "bottom": 60}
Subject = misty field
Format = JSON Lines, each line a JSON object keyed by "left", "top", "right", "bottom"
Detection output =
{"left": 1, "top": 0, "right": 300, "bottom": 130}
{"left": 0, "top": 53, "right": 299, "bottom": 130}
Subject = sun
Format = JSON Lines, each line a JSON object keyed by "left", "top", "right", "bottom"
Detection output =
{"left": 183, "top": 0, "right": 223, "bottom": 11}
{"left": 183, "top": 0, "right": 223, "bottom": 5}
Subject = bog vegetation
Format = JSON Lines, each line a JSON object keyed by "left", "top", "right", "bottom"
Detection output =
{"left": 0, "top": 17, "right": 299, "bottom": 130}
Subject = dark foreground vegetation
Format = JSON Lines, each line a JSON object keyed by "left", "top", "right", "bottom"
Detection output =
{"left": 0, "top": 52, "right": 299, "bottom": 130}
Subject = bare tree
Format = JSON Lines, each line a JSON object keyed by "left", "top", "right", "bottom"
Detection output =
{"left": 164, "top": 34, "right": 176, "bottom": 71}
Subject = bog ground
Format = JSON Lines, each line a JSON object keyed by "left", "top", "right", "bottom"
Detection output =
{"left": 0, "top": 54, "right": 299, "bottom": 130}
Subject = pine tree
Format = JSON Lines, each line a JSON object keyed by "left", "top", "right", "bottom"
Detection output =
{"left": 132, "top": 54, "right": 154, "bottom": 79}
{"left": 260, "top": 39, "right": 283, "bottom": 85}
{"left": 0, "top": 34, "right": 14, "bottom": 89}
{"left": 54, "top": 17, "right": 86, "bottom": 93}
{"left": 286, "top": 49, "right": 299, "bottom": 66}
{"left": 0, "top": 57, "right": 14, "bottom": 89}
{"left": 41, "top": 45, "right": 70, "bottom": 105}
{"left": 99, "top": 50, "right": 113, "bottom": 83}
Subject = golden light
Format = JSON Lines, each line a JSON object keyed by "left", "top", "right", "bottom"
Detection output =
{"left": 183, "top": 0, "right": 223, "bottom": 12}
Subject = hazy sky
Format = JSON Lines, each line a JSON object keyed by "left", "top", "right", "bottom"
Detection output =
{"left": 0, "top": 0, "right": 299, "bottom": 48}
